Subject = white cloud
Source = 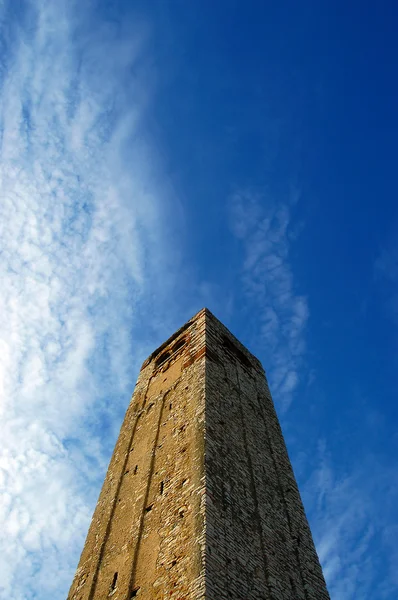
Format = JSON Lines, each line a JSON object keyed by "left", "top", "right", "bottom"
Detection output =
{"left": 303, "top": 442, "right": 398, "bottom": 600}
{"left": 229, "top": 189, "right": 308, "bottom": 410}
{"left": 0, "top": 2, "right": 178, "bottom": 598}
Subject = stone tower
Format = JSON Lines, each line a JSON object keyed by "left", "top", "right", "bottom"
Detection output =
{"left": 68, "top": 308, "right": 329, "bottom": 600}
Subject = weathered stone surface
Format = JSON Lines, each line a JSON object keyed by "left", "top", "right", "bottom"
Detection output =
{"left": 67, "top": 308, "right": 330, "bottom": 600}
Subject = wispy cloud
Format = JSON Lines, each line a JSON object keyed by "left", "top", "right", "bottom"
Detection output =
{"left": 229, "top": 189, "right": 398, "bottom": 599}
{"left": 0, "top": 2, "right": 178, "bottom": 598}
{"left": 229, "top": 188, "right": 308, "bottom": 410}
{"left": 303, "top": 441, "right": 398, "bottom": 600}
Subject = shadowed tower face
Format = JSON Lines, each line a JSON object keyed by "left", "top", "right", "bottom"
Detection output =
{"left": 68, "top": 308, "right": 330, "bottom": 600}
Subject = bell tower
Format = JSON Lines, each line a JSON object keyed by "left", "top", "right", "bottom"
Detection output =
{"left": 68, "top": 308, "right": 329, "bottom": 599}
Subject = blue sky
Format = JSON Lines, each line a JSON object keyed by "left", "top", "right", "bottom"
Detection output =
{"left": 0, "top": 1, "right": 397, "bottom": 598}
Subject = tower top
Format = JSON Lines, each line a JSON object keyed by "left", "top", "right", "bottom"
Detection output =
{"left": 141, "top": 306, "right": 264, "bottom": 374}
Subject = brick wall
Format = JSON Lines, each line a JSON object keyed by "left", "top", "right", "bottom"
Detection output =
{"left": 68, "top": 311, "right": 207, "bottom": 600}
{"left": 204, "top": 310, "right": 329, "bottom": 599}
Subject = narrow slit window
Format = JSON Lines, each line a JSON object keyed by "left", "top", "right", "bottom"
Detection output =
{"left": 110, "top": 572, "right": 118, "bottom": 593}
{"left": 160, "top": 481, "right": 164, "bottom": 495}
{"left": 134, "top": 465, "right": 138, "bottom": 474}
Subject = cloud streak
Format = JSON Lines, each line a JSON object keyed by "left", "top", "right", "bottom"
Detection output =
{"left": 0, "top": 2, "right": 177, "bottom": 598}
{"left": 229, "top": 189, "right": 398, "bottom": 599}
{"left": 303, "top": 441, "right": 398, "bottom": 599}
{"left": 229, "top": 189, "right": 308, "bottom": 410}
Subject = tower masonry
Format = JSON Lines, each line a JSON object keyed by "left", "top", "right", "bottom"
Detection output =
{"left": 68, "top": 308, "right": 330, "bottom": 600}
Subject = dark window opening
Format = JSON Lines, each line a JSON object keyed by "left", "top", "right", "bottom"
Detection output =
{"left": 222, "top": 335, "right": 253, "bottom": 369}
{"left": 171, "top": 338, "right": 186, "bottom": 353}
{"left": 171, "top": 560, "right": 177, "bottom": 568}
{"left": 155, "top": 351, "right": 171, "bottom": 369}
{"left": 145, "top": 503, "right": 154, "bottom": 512}
{"left": 154, "top": 337, "right": 187, "bottom": 370}
{"left": 110, "top": 572, "right": 118, "bottom": 592}
{"left": 169, "top": 403, "right": 172, "bottom": 410}
{"left": 124, "top": 470, "right": 129, "bottom": 475}
{"left": 160, "top": 481, "right": 164, "bottom": 495}
{"left": 134, "top": 465, "right": 138, "bottom": 474}
{"left": 130, "top": 587, "right": 140, "bottom": 598}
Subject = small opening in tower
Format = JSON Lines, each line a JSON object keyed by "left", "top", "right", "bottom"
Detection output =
{"left": 169, "top": 402, "right": 172, "bottom": 410}
{"left": 172, "top": 337, "right": 186, "bottom": 353}
{"left": 160, "top": 481, "right": 164, "bottom": 495}
{"left": 145, "top": 503, "right": 154, "bottom": 512}
{"left": 134, "top": 465, "right": 138, "bottom": 474}
{"left": 222, "top": 335, "right": 253, "bottom": 368}
{"left": 155, "top": 350, "right": 171, "bottom": 369}
{"left": 130, "top": 586, "right": 140, "bottom": 598}
{"left": 109, "top": 572, "right": 118, "bottom": 593}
